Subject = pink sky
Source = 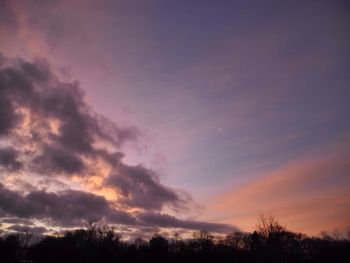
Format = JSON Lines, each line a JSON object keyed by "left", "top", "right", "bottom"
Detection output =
{"left": 0, "top": 0, "right": 349, "bottom": 237}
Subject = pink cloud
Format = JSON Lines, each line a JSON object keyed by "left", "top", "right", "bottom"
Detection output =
{"left": 209, "top": 138, "right": 350, "bottom": 235}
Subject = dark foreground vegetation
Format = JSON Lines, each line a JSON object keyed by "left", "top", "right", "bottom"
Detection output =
{"left": 1, "top": 215, "right": 349, "bottom": 263}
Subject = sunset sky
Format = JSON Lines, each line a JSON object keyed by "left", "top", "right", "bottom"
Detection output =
{"left": 0, "top": 0, "right": 349, "bottom": 238}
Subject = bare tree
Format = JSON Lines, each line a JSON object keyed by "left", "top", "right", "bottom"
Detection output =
{"left": 254, "top": 212, "right": 286, "bottom": 239}
{"left": 193, "top": 230, "right": 214, "bottom": 250}
{"left": 225, "top": 231, "right": 248, "bottom": 250}
{"left": 19, "top": 229, "right": 33, "bottom": 248}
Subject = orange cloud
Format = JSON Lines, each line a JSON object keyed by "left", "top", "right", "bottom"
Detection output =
{"left": 209, "top": 139, "right": 350, "bottom": 236}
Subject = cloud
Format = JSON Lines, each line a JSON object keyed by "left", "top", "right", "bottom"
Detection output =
{"left": 32, "top": 144, "right": 85, "bottom": 175}
{"left": 0, "top": 183, "right": 237, "bottom": 233}
{"left": 0, "top": 147, "right": 22, "bottom": 171}
{"left": 105, "top": 164, "right": 187, "bottom": 211}
{"left": 0, "top": 54, "right": 137, "bottom": 155}
{"left": 7, "top": 224, "right": 48, "bottom": 235}
{"left": 0, "top": 183, "right": 135, "bottom": 227}
{"left": 210, "top": 139, "right": 350, "bottom": 235}
{"left": 138, "top": 212, "right": 238, "bottom": 233}
{"left": 19, "top": 0, "right": 88, "bottom": 50}
{"left": 0, "top": 53, "right": 237, "bottom": 234}
{"left": 0, "top": 52, "right": 189, "bottom": 212}
{"left": 0, "top": 0, "right": 18, "bottom": 34}
{"left": 0, "top": 217, "right": 34, "bottom": 225}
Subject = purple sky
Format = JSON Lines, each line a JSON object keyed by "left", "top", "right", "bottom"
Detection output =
{"left": 0, "top": 0, "right": 349, "bottom": 237}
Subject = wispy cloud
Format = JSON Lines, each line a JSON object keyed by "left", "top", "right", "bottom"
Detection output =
{"left": 210, "top": 138, "right": 350, "bottom": 235}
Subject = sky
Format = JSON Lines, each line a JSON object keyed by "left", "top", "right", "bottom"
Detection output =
{"left": 0, "top": 0, "right": 349, "bottom": 238}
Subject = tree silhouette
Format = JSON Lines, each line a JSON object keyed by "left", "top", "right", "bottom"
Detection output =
{"left": 1, "top": 215, "right": 349, "bottom": 263}
{"left": 192, "top": 230, "right": 214, "bottom": 250}
{"left": 149, "top": 233, "right": 169, "bottom": 252}
{"left": 254, "top": 212, "right": 286, "bottom": 239}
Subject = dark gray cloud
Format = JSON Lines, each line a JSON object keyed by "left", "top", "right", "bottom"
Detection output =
{"left": 0, "top": 147, "right": 22, "bottom": 171}
{"left": 0, "top": 183, "right": 135, "bottom": 227}
{"left": 138, "top": 212, "right": 238, "bottom": 233}
{"left": 106, "top": 164, "right": 186, "bottom": 211}
{"left": 0, "top": 53, "right": 137, "bottom": 175}
{"left": 32, "top": 144, "right": 85, "bottom": 175}
{"left": 0, "top": 53, "right": 186, "bottom": 212}
{"left": 0, "top": 54, "right": 238, "bottom": 233}
{"left": 0, "top": 184, "right": 238, "bottom": 233}
{"left": 0, "top": 54, "right": 138, "bottom": 161}
{"left": 0, "top": 82, "right": 21, "bottom": 137}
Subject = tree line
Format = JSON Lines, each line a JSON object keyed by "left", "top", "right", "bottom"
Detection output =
{"left": 0, "top": 214, "right": 349, "bottom": 263}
